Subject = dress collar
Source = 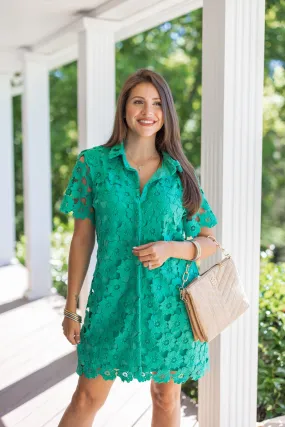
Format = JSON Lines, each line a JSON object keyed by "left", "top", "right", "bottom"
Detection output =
{"left": 108, "top": 140, "right": 183, "bottom": 174}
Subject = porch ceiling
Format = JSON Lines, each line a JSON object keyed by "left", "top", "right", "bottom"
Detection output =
{"left": 0, "top": 0, "right": 202, "bottom": 73}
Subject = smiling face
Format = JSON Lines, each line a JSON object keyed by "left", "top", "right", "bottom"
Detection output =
{"left": 124, "top": 82, "right": 164, "bottom": 139}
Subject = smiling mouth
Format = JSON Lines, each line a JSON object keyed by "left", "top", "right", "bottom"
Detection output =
{"left": 137, "top": 119, "right": 157, "bottom": 126}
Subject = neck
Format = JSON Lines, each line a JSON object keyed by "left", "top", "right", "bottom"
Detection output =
{"left": 123, "top": 136, "right": 159, "bottom": 161}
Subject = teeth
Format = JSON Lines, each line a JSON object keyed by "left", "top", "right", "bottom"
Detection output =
{"left": 138, "top": 120, "right": 155, "bottom": 124}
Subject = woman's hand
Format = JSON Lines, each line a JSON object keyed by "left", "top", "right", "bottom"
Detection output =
{"left": 62, "top": 316, "right": 81, "bottom": 345}
{"left": 132, "top": 241, "right": 172, "bottom": 270}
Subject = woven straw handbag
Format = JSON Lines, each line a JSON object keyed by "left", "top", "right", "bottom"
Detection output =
{"left": 179, "top": 235, "right": 250, "bottom": 342}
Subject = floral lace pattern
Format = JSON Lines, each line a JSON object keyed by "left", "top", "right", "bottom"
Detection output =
{"left": 60, "top": 153, "right": 96, "bottom": 227}
{"left": 60, "top": 140, "right": 218, "bottom": 384}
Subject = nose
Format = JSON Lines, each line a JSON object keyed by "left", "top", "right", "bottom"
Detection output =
{"left": 141, "top": 102, "right": 154, "bottom": 116}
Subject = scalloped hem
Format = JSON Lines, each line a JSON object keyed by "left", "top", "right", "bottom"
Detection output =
{"left": 59, "top": 208, "right": 96, "bottom": 228}
{"left": 76, "top": 363, "right": 209, "bottom": 384}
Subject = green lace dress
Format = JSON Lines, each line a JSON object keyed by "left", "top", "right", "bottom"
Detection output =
{"left": 60, "top": 140, "right": 218, "bottom": 384}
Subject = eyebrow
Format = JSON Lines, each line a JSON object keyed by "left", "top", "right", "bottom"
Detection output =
{"left": 130, "top": 96, "right": 161, "bottom": 100}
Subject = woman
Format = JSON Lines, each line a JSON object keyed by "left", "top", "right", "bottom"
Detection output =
{"left": 58, "top": 68, "right": 218, "bottom": 427}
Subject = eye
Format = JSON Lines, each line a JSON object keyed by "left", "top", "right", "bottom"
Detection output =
{"left": 133, "top": 100, "right": 162, "bottom": 106}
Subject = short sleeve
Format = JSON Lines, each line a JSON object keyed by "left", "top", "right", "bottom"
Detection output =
{"left": 197, "top": 186, "right": 218, "bottom": 228}
{"left": 183, "top": 185, "right": 218, "bottom": 239}
{"left": 59, "top": 150, "right": 96, "bottom": 226}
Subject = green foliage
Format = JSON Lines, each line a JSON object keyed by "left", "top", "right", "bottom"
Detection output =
{"left": 49, "top": 217, "right": 73, "bottom": 299}
{"left": 13, "top": 94, "right": 23, "bottom": 242}
{"left": 261, "top": 0, "right": 285, "bottom": 253}
{"left": 182, "top": 253, "right": 285, "bottom": 422}
{"left": 13, "top": 63, "right": 79, "bottom": 241}
{"left": 257, "top": 253, "right": 285, "bottom": 421}
{"left": 15, "top": 234, "right": 26, "bottom": 266}
{"left": 15, "top": 218, "right": 73, "bottom": 299}
{"left": 50, "top": 64, "right": 80, "bottom": 237}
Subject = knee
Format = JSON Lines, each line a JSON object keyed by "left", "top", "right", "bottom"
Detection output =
{"left": 150, "top": 387, "right": 180, "bottom": 413}
{"left": 71, "top": 388, "right": 105, "bottom": 413}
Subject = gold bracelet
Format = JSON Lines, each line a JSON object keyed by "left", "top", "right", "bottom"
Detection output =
{"left": 64, "top": 311, "right": 81, "bottom": 321}
{"left": 64, "top": 310, "right": 81, "bottom": 321}
{"left": 64, "top": 309, "right": 82, "bottom": 320}
{"left": 64, "top": 308, "right": 82, "bottom": 323}
{"left": 64, "top": 312, "right": 82, "bottom": 323}
{"left": 191, "top": 239, "right": 202, "bottom": 261}
{"left": 64, "top": 313, "right": 81, "bottom": 324}
{"left": 64, "top": 308, "right": 80, "bottom": 316}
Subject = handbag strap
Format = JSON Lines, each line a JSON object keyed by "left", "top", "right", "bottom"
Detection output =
{"left": 179, "top": 235, "right": 231, "bottom": 300}
{"left": 205, "top": 235, "right": 231, "bottom": 258}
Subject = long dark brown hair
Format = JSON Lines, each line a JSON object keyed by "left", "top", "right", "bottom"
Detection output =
{"left": 103, "top": 68, "right": 201, "bottom": 217}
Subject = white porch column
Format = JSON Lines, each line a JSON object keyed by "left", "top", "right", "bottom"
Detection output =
{"left": 0, "top": 74, "right": 15, "bottom": 266}
{"left": 77, "top": 18, "right": 115, "bottom": 316}
{"left": 199, "top": 1, "right": 265, "bottom": 427}
{"left": 22, "top": 52, "right": 52, "bottom": 300}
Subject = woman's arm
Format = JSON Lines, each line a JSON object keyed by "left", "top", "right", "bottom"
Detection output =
{"left": 65, "top": 218, "right": 96, "bottom": 312}
{"left": 132, "top": 227, "right": 218, "bottom": 269}
{"left": 167, "top": 226, "right": 218, "bottom": 262}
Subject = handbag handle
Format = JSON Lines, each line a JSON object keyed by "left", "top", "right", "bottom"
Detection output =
{"left": 204, "top": 235, "right": 231, "bottom": 258}
{"left": 179, "top": 235, "right": 231, "bottom": 298}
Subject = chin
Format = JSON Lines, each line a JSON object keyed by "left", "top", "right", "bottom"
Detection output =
{"left": 137, "top": 132, "right": 157, "bottom": 139}
{"left": 135, "top": 126, "right": 161, "bottom": 137}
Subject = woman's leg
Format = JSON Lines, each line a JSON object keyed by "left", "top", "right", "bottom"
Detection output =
{"left": 58, "top": 373, "right": 116, "bottom": 427}
{"left": 150, "top": 371, "right": 181, "bottom": 427}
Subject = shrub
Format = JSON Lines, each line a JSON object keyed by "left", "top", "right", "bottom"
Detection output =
{"left": 182, "top": 252, "right": 285, "bottom": 423}
{"left": 257, "top": 252, "right": 285, "bottom": 421}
